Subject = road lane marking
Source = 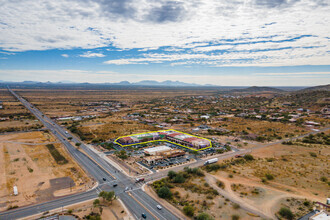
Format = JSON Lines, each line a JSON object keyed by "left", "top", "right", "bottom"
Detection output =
{"left": 127, "top": 192, "right": 160, "bottom": 220}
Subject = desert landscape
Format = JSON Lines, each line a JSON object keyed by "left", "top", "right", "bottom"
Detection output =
{"left": 0, "top": 131, "right": 92, "bottom": 211}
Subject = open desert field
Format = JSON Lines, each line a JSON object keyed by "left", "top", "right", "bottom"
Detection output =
{"left": 203, "top": 132, "right": 329, "bottom": 219}
{"left": 13, "top": 88, "right": 214, "bottom": 117}
{"left": 0, "top": 131, "right": 92, "bottom": 211}
{"left": 0, "top": 90, "right": 43, "bottom": 132}
{"left": 75, "top": 114, "right": 158, "bottom": 142}
{"left": 210, "top": 117, "right": 308, "bottom": 141}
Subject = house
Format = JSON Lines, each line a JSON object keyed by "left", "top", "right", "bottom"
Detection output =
{"left": 198, "top": 124, "right": 210, "bottom": 130}
{"left": 321, "top": 108, "right": 330, "bottom": 118}
{"left": 192, "top": 127, "right": 200, "bottom": 132}
{"left": 200, "top": 115, "right": 210, "bottom": 120}
{"left": 305, "top": 121, "right": 320, "bottom": 126}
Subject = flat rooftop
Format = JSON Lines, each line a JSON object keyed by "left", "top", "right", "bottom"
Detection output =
{"left": 144, "top": 145, "right": 171, "bottom": 153}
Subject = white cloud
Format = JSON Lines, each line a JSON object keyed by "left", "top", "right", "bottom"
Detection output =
{"left": 61, "top": 54, "right": 69, "bottom": 58}
{"left": 254, "top": 72, "right": 330, "bottom": 76}
{"left": 0, "top": 0, "right": 329, "bottom": 66}
{"left": 79, "top": 51, "right": 105, "bottom": 58}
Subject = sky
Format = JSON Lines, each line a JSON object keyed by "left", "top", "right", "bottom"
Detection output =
{"left": 0, "top": 0, "right": 329, "bottom": 86}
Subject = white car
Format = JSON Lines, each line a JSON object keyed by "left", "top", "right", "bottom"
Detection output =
{"left": 156, "top": 205, "right": 162, "bottom": 210}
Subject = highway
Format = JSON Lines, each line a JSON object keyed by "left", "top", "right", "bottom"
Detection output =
{"left": 0, "top": 88, "right": 179, "bottom": 220}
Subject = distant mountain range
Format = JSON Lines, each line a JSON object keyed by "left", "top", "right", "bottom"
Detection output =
{"left": 111, "top": 80, "right": 211, "bottom": 87}
{"left": 229, "top": 86, "right": 285, "bottom": 93}
{"left": 2, "top": 80, "right": 217, "bottom": 87}
{"left": 298, "top": 84, "right": 330, "bottom": 92}
{"left": 0, "top": 80, "right": 327, "bottom": 92}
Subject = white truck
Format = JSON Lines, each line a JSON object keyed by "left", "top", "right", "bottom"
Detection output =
{"left": 204, "top": 158, "right": 218, "bottom": 165}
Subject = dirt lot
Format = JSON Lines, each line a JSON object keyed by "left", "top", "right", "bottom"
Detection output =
{"left": 210, "top": 117, "right": 308, "bottom": 141}
{"left": 0, "top": 131, "right": 92, "bottom": 211}
{"left": 66, "top": 199, "right": 130, "bottom": 220}
{"left": 76, "top": 114, "right": 158, "bottom": 142}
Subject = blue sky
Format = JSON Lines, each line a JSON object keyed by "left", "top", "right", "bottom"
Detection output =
{"left": 0, "top": 0, "right": 329, "bottom": 86}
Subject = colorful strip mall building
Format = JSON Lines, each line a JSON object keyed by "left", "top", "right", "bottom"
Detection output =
{"left": 116, "top": 129, "right": 211, "bottom": 150}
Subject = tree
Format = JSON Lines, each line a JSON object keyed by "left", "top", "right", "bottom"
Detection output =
{"left": 278, "top": 207, "right": 293, "bottom": 220}
{"left": 157, "top": 186, "right": 172, "bottom": 199}
{"left": 197, "top": 212, "right": 213, "bottom": 220}
{"left": 168, "top": 171, "right": 177, "bottom": 179}
{"left": 98, "top": 191, "right": 106, "bottom": 202}
{"left": 98, "top": 191, "right": 116, "bottom": 204}
{"left": 93, "top": 199, "right": 100, "bottom": 211}
{"left": 105, "top": 191, "right": 116, "bottom": 204}
{"left": 75, "top": 143, "right": 81, "bottom": 149}
{"left": 173, "top": 174, "right": 185, "bottom": 183}
{"left": 115, "top": 150, "right": 128, "bottom": 160}
{"left": 183, "top": 205, "right": 195, "bottom": 217}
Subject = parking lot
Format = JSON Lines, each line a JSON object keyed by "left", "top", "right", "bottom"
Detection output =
{"left": 107, "top": 141, "right": 228, "bottom": 171}
{"left": 138, "top": 155, "right": 190, "bottom": 170}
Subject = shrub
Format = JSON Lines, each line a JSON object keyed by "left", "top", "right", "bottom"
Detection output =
{"left": 157, "top": 186, "right": 172, "bottom": 199}
{"left": 196, "top": 212, "right": 214, "bottom": 220}
{"left": 205, "top": 164, "right": 221, "bottom": 172}
{"left": 320, "top": 176, "right": 327, "bottom": 182}
{"left": 216, "top": 180, "right": 225, "bottom": 189}
{"left": 303, "top": 201, "right": 310, "bottom": 206}
{"left": 27, "top": 167, "right": 33, "bottom": 173}
{"left": 183, "top": 205, "right": 195, "bottom": 217}
{"left": 309, "top": 152, "right": 317, "bottom": 157}
{"left": 265, "top": 173, "right": 274, "bottom": 180}
{"left": 278, "top": 207, "right": 293, "bottom": 220}
{"left": 232, "top": 214, "right": 240, "bottom": 220}
{"left": 232, "top": 203, "right": 240, "bottom": 209}
{"left": 266, "top": 158, "right": 275, "bottom": 162}
{"left": 173, "top": 174, "right": 186, "bottom": 183}
{"left": 243, "top": 154, "right": 254, "bottom": 161}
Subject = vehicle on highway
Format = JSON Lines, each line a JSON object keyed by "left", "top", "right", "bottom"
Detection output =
{"left": 141, "top": 213, "right": 147, "bottom": 219}
{"left": 135, "top": 177, "right": 144, "bottom": 183}
{"left": 204, "top": 158, "right": 218, "bottom": 165}
{"left": 157, "top": 205, "right": 162, "bottom": 210}
{"left": 65, "top": 131, "right": 68, "bottom": 134}
{"left": 103, "top": 177, "right": 107, "bottom": 181}
{"left": 125, "top": 186, "right": 129, "bottom": 191}
{"left": 113, "top": 183, "right": 118, "bottom": 187}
